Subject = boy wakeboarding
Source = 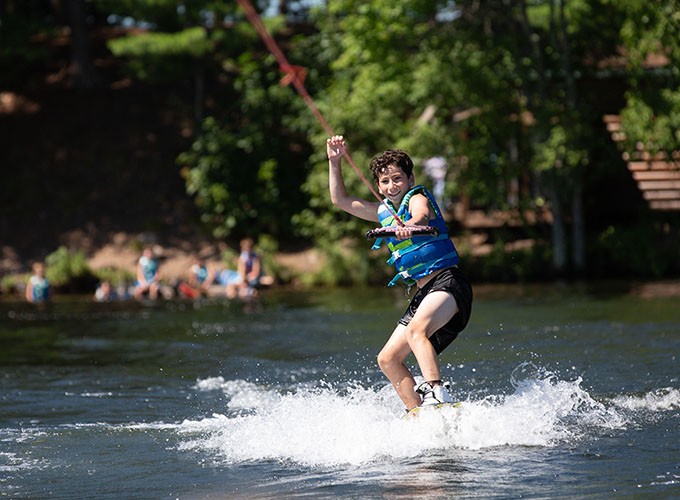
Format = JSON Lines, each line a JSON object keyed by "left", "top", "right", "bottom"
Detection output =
{"left": 327, "top": 135, "right": 473, "bottom": 413}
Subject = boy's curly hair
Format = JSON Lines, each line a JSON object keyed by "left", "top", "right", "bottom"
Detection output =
{"left": 369, "top": 149, "right": 414, "bottom": 183}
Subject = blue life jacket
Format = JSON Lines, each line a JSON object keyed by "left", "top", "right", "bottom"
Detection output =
{"left": 139, "top": 256, "right": 158, "bottom": 282}
{"left": 30, "top": 276, "right": 50, "bottom": 301}
{"left": 373, "top": 185, "right": 459, "bottom": 286}
{"left": 192, "top": 264, "right": 209, "bottom": 284}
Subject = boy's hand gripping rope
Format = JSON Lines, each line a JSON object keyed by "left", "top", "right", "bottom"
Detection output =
{"left": 235, "top": 0, "right": 403, "bottom": 226}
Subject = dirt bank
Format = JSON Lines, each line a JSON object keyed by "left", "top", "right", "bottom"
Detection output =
{"left": 85, "top": 234, "right": 323, "bottom": 283}
{"left": 1, "top": 230, "right": 324, "bottom": 286}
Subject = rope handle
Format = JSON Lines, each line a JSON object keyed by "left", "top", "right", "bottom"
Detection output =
{"left": 366, "top": 226, "right": 439, "bottom": 240}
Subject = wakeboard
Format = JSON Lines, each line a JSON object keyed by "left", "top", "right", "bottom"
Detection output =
{"left": 403, "top": 402, "right": 461, "bottom": 420}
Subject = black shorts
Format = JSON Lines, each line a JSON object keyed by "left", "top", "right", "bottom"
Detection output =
{"left": 398, "top": 266, "right": 473, "bottom": 355}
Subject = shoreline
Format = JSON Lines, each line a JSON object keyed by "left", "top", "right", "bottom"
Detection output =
{"left": 4, "top": 231, "right": 680, "bottom": 299}
{"left": 1, "top": 231, "right": 324, "bottom": 294}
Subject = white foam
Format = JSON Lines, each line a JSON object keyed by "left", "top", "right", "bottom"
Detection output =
{"left": 193, "top": 376, "right": 227, "bottom": 391}
{"left": 610, "top": 387, "right": 680, "bottom": 412}
{"left": 193, "top": 377, "right": 281, "bottom": 409}
{"left": 178, "top": 367, "right": 628, "bottom": 466}
{"left": 0, "top": 431, "right": 50, "bottom": 474}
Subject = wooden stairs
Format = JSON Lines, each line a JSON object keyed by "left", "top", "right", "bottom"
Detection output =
{"left": 604, "top": 114, "right": 680, "bottom": 210}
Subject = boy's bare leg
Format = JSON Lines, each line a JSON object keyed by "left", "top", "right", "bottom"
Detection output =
{"left": 378, "top": 291, "right": 459, "bottom": 408}
{"left": 377, "top": 324, "right": 421, "bottom": 410}
{"left": 378, "top": 290, "right": 459, "bottom": 409}
{"left": 404, "top": 291, "right": 458, "bottom": 382}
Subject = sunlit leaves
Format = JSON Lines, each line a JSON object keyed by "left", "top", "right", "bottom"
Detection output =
{"left": 621, "top": 89, "right": 680, "bottom": 154}
{"left": 108, "top": 26, "right": 211, "bottom": 57}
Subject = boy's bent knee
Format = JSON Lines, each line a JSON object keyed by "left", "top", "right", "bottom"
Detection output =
{"left": 404, "top": 323, "right": 428, "bottom": 344}
{"left": 377, "top": 349, "right": 400, "bottom": 372}
{"left": 377, "top": 350, "right": 390, "bottom": 370}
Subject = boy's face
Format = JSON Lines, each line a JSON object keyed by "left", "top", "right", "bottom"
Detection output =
{"left": 377, "top": 164, "right": 415, "bottom": 205}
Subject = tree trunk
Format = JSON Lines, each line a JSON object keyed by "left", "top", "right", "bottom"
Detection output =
{"left": 559, "top": 0, "right": 585, "bottom": 272}
{"left": 517, "top": 0, "right": 547, "bottom": 106}
{"left": 67, "top": 0, "right": 98, "bottom": 88}
{"left": 559, "top": 0, "right": 576, "bottom": 109}
{"left": 571, "top": 171, "right": 585, "bottom": 272}
{"left": 549, "top": 177, "right": 568, "bottom": 273}
{"left": 194, "top": 62, "right": 204, "bottom": 123}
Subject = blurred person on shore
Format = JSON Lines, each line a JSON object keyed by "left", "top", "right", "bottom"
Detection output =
{"left": 179, "top": 256, "right": 216, "bottom": 299}
{"left": 226, "top": 238, "right": 262, "bottom": 299}
{"left": 134, "top": 247, "right": 161, "bottom": 300}
{"left": 93, "top": 281, "right": 118, "bottom": 302}
{"left": 25, "top": 262, "right": 50, "bottom": 303}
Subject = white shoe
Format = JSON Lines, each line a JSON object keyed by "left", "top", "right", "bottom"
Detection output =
{"left": 415, "top": 381, "right": 454, "bottom": 406}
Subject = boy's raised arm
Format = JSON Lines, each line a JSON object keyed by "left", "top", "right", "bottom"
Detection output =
{"left": 327, "top": 136, "right": 380, "bottom": 222}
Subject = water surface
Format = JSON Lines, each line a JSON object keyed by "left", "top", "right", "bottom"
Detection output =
{"left": 1, "top": 283, "right": 678, "bottom": 499}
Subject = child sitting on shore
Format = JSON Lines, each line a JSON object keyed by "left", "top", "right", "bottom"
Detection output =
{"left": 25, "top": 262, "right": 50, "bottom": 303}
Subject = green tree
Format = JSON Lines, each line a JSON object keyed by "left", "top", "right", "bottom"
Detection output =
{"left": 295, "top": 1, "right": 469, "bottom": 239}
{"left": 175, "top": 9, "right": 318, "bottom": 239}
{"left": 295, "top": 0, "right": 669, "bottom": 281}
{"left": 101, "top": 0, "right": 235, "bottom": 121}
{"left": 101, "top": 2, "right": 316, "bottom": 239}
{"left": 296, "top": 0, "right": 575, "bottom": 277}
{"left": 618, "top": 0, "right": 680, "bottom": 155}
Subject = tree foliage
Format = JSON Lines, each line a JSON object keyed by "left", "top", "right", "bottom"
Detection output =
{"left": 619, "top": 0, "right": 680, "bottom": 155}
{"left": 2, "top": 0, "right": 678, "bottom": 280}
{"left": 171, "top": 0, "right": 678, "bottom": 278}
{"left": 98, "top": 1, "right": 315, "bottom": 239}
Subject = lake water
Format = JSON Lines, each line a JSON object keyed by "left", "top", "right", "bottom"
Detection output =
{"left": 1, "top": 282, "right": 679, "bottom": 499}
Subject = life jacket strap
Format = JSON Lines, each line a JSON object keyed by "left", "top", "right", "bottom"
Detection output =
{"left": 386, "top": 252, "right": 459, "bottom": 287}
{"left": 387, "top": 271, "right": 410, "bottom": 287}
